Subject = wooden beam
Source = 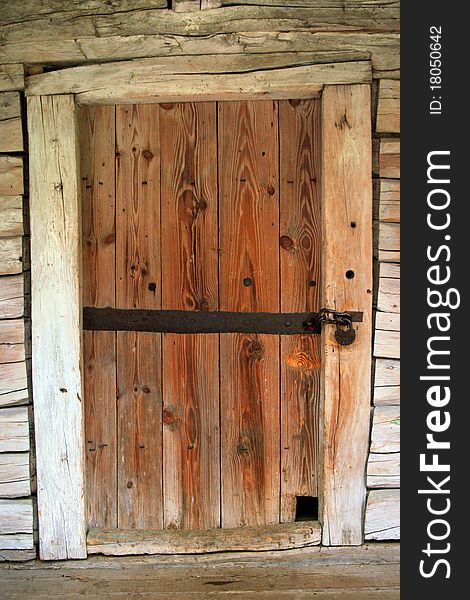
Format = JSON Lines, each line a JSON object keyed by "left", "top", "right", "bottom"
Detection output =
{"left": 367, "top": 453, "right": 400, "bottom": 488}
{"left": 374, "top": 329, "right": 399, "bottom": 359}
{"left": 0, "top": 406, "right": 29, "bottom": 452}
{"left": 0, "top": 454, "right": 31, "bottom": 498}
{"left": 379, "top": 138, "right": 400, "bottom": 178}
{"left": 376, "top": 79, "right": 399, "bottom": 133}
{"left": 375, "top": 358, "right": 400, "bottom": 387}
{"left": 370, "top": 406, "right": 400, "bottom": 453}
{"left": 0, "top": 157, "right": 23, "bottom": 196}
{"left": 0, "top": 237, "right": 23, "bottom": 275}
{"left": 0, "top": 318, "right": 25, "bottom": 364}
{"left": 0, "top": 92, "right": 23, "bottom": 152}
{"left": 0, "top": 196, "right": 23, "bottom": 237}
{"left": 87, "top": 521, "right": 322, "bottom": 556}
{"left": 0, "top": 274, "right": 24, "bottom": 319}
{"left": 26, "top": 59, "right": 371, "bottom": 104}
{"left": 0, "top": 499, "right": 33, "bottom": 534}
{"left": 0, "top": 361, "right": 28, "bottom": 407}
{"left": 320, "top": 84, "right": 372, "bottom": 545}
{"left": 0, "top": 65, "right": 24, "bottom": 92}
{"left": 27, "top": 94, "right": 86, "bottom": 560}
{"left": 365, "top": 489, "right": 400, "bottom": 540}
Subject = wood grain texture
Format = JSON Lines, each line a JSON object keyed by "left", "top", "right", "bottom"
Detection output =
{"left": 0, "top": 406, "right": 29, "bottom": 452}
{"left": 0, "top": 275, "right": 23, "bottom": 319}
{"left": 0, "top": 156, "right": 23, "bottom": 195}
{"left": 279, "top": 99, "right": 321, "bottom": 521}
{"left": 0, "top": 65, "right": 24, "bottom": 91}
{"left": 320, "top": 85, "right": 372, "bottom": 545}
{"left": 373, "top": 385, "right": 400, "bottom": 406}
{"left": 0, "top": 196, "right": 23, "bottom": 237}
{"left": 370, "top": 406, "right": 399, "bottom": 453}
{"left": 376, "top": 80, "right": 399, "bottom": 133}
{"left": 379, "top": 139, "right": 400, "bottom": 179}
{"left": 377, "top": 277, "right": 399, "bottom": 313}
{"left": 0, "top": 92, "right": 23, "bottom": 152}
{"left": 81, "top": 105, "right": 117, "bottom": 530}
{"left": 27, "top": 94, "right": 86, "bottom": 559}
{"left": 374, "top": 358, "right": 400, "bottom": 387}
{"left": 375, "top": 311, "right": 399, "bottom": 331}
{"left": 0, "top": 534, "right": 34, "bottom": 551}
{"left": 379, "top": 179, "right": 400, "bottom": 222}
{"left": 0, "top": 318, "right": 25, "bottom": 364}
{"left": 88, "top": 521, "right": 321, "bottom": 555}
{"left": 0, "top": 361, "right": 28, "bottom": 407}
{"left": 365, "top": 489, "right": 399, "bottom": 540}
{"left": 0, "top": 499, "right": 33, "bottom": 534}
{"left": 0, "top": 453, "right": 31, "bottom": 498}
{"left": 367, "top": 453, "right": 399, "bottom": 488}
{"left": 116, "top": 105, "right": 162, "bottom": 530}
{"left": 160, "top": 102, "right": 219, "bottom": 530}
{"left": 219, "top": 100, "right": 280, "bottom": 528}
{"left": 374, "top": 329, "right": 399, "bottom": 359}
{"left": 0, "top": 237, "right": 22, "bottom": 275}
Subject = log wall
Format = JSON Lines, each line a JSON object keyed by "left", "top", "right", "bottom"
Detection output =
{"left": 0, "top": 0, "right": 400, "bottom": 559}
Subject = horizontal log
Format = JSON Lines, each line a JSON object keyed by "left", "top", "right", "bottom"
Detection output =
{"left": 378, "top": 249, "right": 399, "bottom": 263}
{"left": 376, "top": 79, "right": 399, "bottom": 133}
{"left": 0, "top": 319, "right": 25, "bottom": 364}
{"left": 0, "top": 546, "right": 36, "bottom": 561}
{"left": 88, "top": 521, "right": 322, "bottom": 555}
{"left": 370, "top": 406, "right": 399, "bottom": 453}
{"left": 173, "top": 0, "right": 203, "bottom": 10}
{"left": 365, "top": 489, "right": 400, "bottom": 540}
{"left": 0, "top": 237, "right": 23, "bottom": 275}
{"left": 0, "top": 361, "right": 28, "bottom": 407}
{"left": 379, "top": 262, "right": 399, "bottom": 279}
{"left": 379, "top": 179, "right": 399, "bottom": 222}
{"left": 0, "top": 274, "right": 24, "bottom": 319}
{"left": 0, "top": 534, "right": 34, "bottom": 551}
{"left": 0, "top": 92, "right": 23, "bottom": 153}
{"left": 367, "top": 452, "right": 399, "bottom": 488}
{"left": 0, "top": 65, "right": 24, "bottom": 92}
{"left": 379, "top": 222, "right": 399, "bottom": 253}
{"left": 26, "top": 60, "right": 371, "bottom": 104}
{"left": 0, "top": 92, "right": 21, "bottom": 120}
{"left": 0, "top": 196, "right": 23, "bottom": 237}
{"left": 377, "top": 276, "right": 399, "bottom": 313}
{"left": 374, "top": 329, "right": 399, "bottom": 359}
{"left": 0, "top": 453, "right": 30, "bottom": 498}
{"left": 374, "top": 358, "right": 400, "bottom": 387}
{"left": 0, "top": 157, "right": 23, "bottom": 196}
{"left": 0, "top": 498, "right": 33, "bottom": 534}
{"left": 373, "top": 385, "right": 399, "bottom": 406}
{"left": 375, "top": 311, "right": 399, "bottom": 331}
{"left": 379, "top": 138, "right": 400, "bottom": 178}
{"left": 0, "top": 406, "right": 29, "bottom": 451}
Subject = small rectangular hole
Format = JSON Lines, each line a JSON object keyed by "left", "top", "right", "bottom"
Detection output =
{"left": 295, "top": 496, "right": 319, "bottom": 521}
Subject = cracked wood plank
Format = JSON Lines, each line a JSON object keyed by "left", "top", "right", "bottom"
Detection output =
{"left": 27, "top": 94, "right": 86, "bottom": 560}
{"left": 0, "top": 453, "right": 31, "bottom": 498}
{"left": 0, "top": 274, "right": 24, "bottom": 319}
{"left": 365, "top": 489, "right": 399, "bottom": 540}
{"left": 0, "top": 406, "right": 29, "bottom": 452}
{"left": 0, "top": 65, "right": 24, "bottom": 92}
{"left": 320, "top": 84, "right": 372, "bottom": 545}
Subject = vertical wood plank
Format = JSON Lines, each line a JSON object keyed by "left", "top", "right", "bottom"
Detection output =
{"left": 320, "top": 84, "right": 372, "bottom": 545}
{"left": 27, "top": 94, "right": 86, "bottom": 559}
{"left": 116, "top": 105, "right": 162, "bottom": 529}
{"left": 160, "top": 102, "right": 219, "bottom": 530}
{"left": 219, "top": 100, "right": 280, "bottom": 528}
{"left": 80, "top": 105, "right": 117, "bottom": 529}
{"left": 279, "top": 99, "right": 321, "bottom": 522}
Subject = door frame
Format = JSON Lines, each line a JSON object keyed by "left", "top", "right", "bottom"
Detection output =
{"left": 26, "top": 62, "right": 372, "bottom": 559}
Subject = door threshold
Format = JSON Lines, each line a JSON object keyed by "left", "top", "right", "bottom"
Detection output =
{"left": 87, "top": 521, "right": 321, "bottom": 556}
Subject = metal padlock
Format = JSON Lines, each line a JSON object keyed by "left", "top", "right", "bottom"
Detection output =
{"left": 334, "top": 321, "right": 356, "bottom": 346}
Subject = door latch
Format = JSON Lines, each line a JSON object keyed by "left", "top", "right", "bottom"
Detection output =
{"left": 304, "top": 308, "right": 357, "bottom": 346}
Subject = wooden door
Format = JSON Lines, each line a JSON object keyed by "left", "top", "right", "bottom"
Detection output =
{"left": 81, "top": 99, "right": 321, "bottom": 531}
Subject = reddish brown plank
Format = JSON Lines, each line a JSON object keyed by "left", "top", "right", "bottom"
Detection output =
{"left": 218, "top": 100, "right": 280, "bottom": 528}
{"left": 80, "top": 105, "right": 117, "bottom": 529}
{"left": 116, "top": 105, "right": 163, "bottom": 529}
{"left": 159, "top": 102, "right": 220, "bottom": 530}
{"left": 279, "top": 99, "right": 321, "bottom": 522}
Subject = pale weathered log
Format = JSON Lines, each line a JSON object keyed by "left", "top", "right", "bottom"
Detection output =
{"left": 0, "top": 454, "right": 30, "bottom": 498}
{"left": 26, "top": 59, "right": 371, "bottom": 104}
{"left": 370, "top": 406, "right": 399, "bottom": 453}
{"left": 0, "top": 197, "right": 23, "bottom": 237}
{"left": 379, "top": 179, "right": 399, "bottom": 222}
{"left": 377, "top": 276, "right": 399, "bottom": 313}
{"left": 0, "top": 406, "right": 29, "bottom": 452}
{"left": 0, "top": 237, "right": 22, "bottom": 276}
{"left": 375, "top": 358, "right": 399, "bottom": 387}
{"left": 0, "top": 65, "right": 24, "bottom": 92}
{"left": 365, "top": 489, "right": 399, "bottom": 540}
{"left": 88, "top": 521, "right": 321, "bottom": 555}
{"left": 0, "top": 361, "right": 28, "bottom": 407}
{"left": 379, "top": 138, "right": 399, "bottom": 178}
{"left": 375, "top": 311, "right": 399, "bottom": 331}
{"left": 379, "top": 262, "right": 399, "bottom": 279}
{"left": 376, "top": 79, "right": 399, "bottom": 133}
{"left": 28, "top": 94, "right": 86, "bottom": 560}
{"left": 379, "top": 222, "right": 399, "bottom": 253}
{"left": 373, "top": 385, "right": 399, "bottom": 405}
{"left": 374, "top": 329, "right": 399, "bottom": 359}
{"left": 0, "top": 274, "right": 24, "bottom": 319}
{"left": 0, "top": 319, "right": 25, "bottom": 364}
{"left": 0, "top": 547, "right": 36, "bottom": 560}
{"left": 0, "top": 498, "right": 33, "bottom": 534}
{"left": 173, "top": 0, "right": 201, "bottom": 10}
{"left": 0, "top": 92, "right": 23, "bottom": 152}
{"left": 0, "top": 534, "right": 34, "bottom": 551}
{"left": 0, "top": 157, "right": 23, "bottom": 196}
{"left": 367, "top": 453, "right": 399, "bottom": 488}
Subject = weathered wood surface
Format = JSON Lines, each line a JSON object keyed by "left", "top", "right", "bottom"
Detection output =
{"left": 0, "top": 534, "right": 34, "bottom": 551}
{"left": 0, "top": 361, "right": 28, "bottom": 407}
{"left": 27, "top": 94, "right": 86, "bottom": 560}
{"left": 0, "top": 157, "right": 23, "bottom": 196}
{"left": 0, "top": 65, "right": 24, "bottom": 91}
{"left": 367, "top": 453, "right": 399, "bottom": 488}
{"left": 26, "top": 60, "right": 371, "bottom": 104}
{"left": 320, "top": 85, "right": 372, "bottom": 546}
{"left": 379, "top": 138, "right": 400, "bottom": 179}
{"left": 80, "top": 105, "right": 117, "bottom": 530}
{"left": 116, "top": 105, "right": 163, "bottom": 530}
{"left": 0, "top": 498, "right": 33, "bottom": 534}
{"left": 219, "top": 100, "right": 280, "bottom": 528}
{"left": 374, "top": 329, "right": 399, "bottom": 359}
{"left": 370, "top": 406, "right": 399, "bottom": 453}
{"left": 173, "top": 0, "right": 203, "bottom": 11}
{"left": 88, "top": 521, "right": 321, "bottom": 555}
{"left": 0, "top": 547, "right": 35, "bottom": 561}
{"left": 379, "top": 261, "right": 399, "bottom": 279}
{"left": 0, "top": 406, "right": 29, "bottom": 452}
{"left": 375, "top": 311, "right": 399, "bottom": 332}
{"left": 379, "top": 179, "right": 400, "bottom": 222}
{"left": 0, "top": 319, "right": 25, "bottom": 364}
{"left": 375, "top": 358, "right": 400, "bottom": 387}
{"left": 0, "top": 196, "right": 23, "bottom": 237}
{"left": 0, "top": 453, "right": 30, "bottom": 498}
{"left": 376, "top": 79, "right": 399, "bottom": 133}
{"left": 160, "top": 102, "right": 220, "bottom": 530}
{"left": 279, "top": 99, "right": 321, "bottom": 521}
{"left": 0, "top": 237, "right": 22, "bottom": 275}
{"left": 0, "top": 275, "right": 23, "bottom": 320}
{"left": 365, "top": 490, "right": 400, "bottom": 540}
{"left": 379, "top": 222, "right": 399, "bottom": 255}
{"left": 377, "top": 276, "right": 399, "bottom": 313}
{"left": 374, "top": 385, "right": 400, "bottom": 406}
{"left": 0, "top": 92, "right": 23, "bottom": 152}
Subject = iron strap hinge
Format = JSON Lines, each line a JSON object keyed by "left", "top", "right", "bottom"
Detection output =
{"left": 304, "top": 308, "right": 358, "bottom": 346}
